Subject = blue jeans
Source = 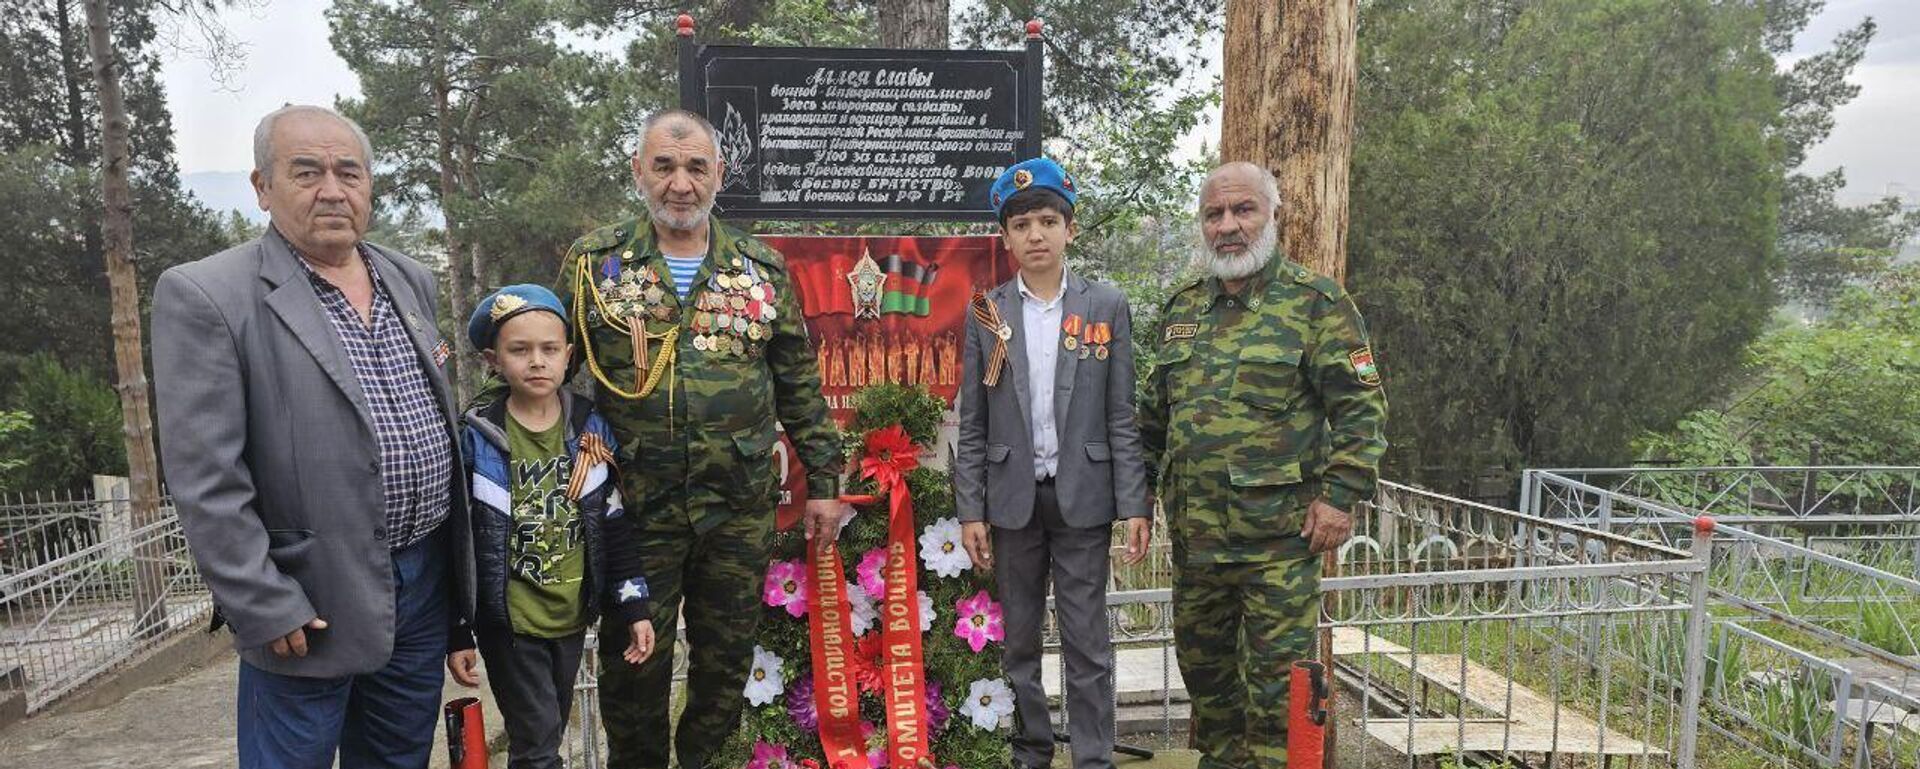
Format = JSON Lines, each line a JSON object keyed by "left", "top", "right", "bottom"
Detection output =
{"left": 236, "top": 526, "right": 449, "bottom": 769}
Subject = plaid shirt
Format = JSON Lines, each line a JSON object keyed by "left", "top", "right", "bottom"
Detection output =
{"left": 296, "top": 243, "right": 453, "bottom": 550}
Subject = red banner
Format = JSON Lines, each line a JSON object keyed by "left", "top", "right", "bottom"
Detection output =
{"left": 769, "top": 235, "right": 1015, "bottom": 529}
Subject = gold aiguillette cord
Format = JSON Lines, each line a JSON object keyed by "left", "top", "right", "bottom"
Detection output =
{"left": 575, "top": 256, "right": 678, "bottom": 408}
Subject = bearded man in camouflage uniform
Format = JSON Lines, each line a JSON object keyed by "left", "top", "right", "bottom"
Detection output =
{"left": 1139, "top": 162, "right": 1388, "bottom": 769}
{"left": 556, "top": 109, "right": 849, "bottom": 769}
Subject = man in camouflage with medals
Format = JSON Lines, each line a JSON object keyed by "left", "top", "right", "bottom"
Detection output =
{"left": 556, "top": 109, "right": 849, "bottom": 769}
{"left": 1139, "top": 162, "right": 1388, "bottom": 769}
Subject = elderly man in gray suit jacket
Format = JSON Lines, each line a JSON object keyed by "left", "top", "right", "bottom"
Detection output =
{"left": 152, "top": 105, "right": 473, "bottom": 769}
{"left": 954, "top": 158, "right": 1152, "bottom": 769}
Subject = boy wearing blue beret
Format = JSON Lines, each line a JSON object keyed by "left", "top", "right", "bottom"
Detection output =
{"left": 447, "top": 284, "right": 657, "bottom": 769}
{"left": 955, "top": 159, "right": 1154, "bottom": 769}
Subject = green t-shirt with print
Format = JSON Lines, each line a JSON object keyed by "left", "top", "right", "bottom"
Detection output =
{"left": 504, "top": 411, "right": 587, "bottom": 637}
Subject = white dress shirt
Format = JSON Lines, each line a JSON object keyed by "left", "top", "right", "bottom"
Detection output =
{"left": 1018, "top": 271, "right": 1064, "bottom": 480}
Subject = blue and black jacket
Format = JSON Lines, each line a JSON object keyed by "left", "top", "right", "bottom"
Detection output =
{"left": 449, "top": 390, "right": 649, "bottom": 650}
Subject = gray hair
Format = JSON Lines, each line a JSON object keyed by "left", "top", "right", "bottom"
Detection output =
{"left": 1202, "top": 161, "right": 1281, "bottom": 211}
{"left": 638, "top": 109, "right": 721, "bottom": 160}
{"left": 253, "top": 104, "right": 373, "bottom": 176}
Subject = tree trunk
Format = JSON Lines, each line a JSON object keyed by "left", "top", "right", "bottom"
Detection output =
{"left": 877, "top": 0, "right": 949, "bottom": 49}
{"left": 1220, "top": 0, "right": 1359, "bottom": 286}
{"left": 55, "top": 0, "right": 105, "bottom": 273}
{"left": 84, "top": 0, "right": 168, "bottom": 637}
{"left": 456, "top": 102, "right": 489, "bottom": 315}
{"left": 431, "top": 53, "right": 470, "bottom": 401}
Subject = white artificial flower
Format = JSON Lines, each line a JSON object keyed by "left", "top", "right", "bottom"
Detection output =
{"left": 849, "top": 583, "right": 878, "bottom": 636}
{"left": 961, "top": 678, "right": 1015, "bottom": 730}
{"left": 918, "top": 590, "right": 935, "bottom": 633}
{"left": 744, "top": 645, "right": 786, "bottom": 706}
{"left": 919, "top": 517, "right": 972, "bottom": 579}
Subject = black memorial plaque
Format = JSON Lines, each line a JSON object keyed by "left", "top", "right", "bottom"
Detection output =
{"left": 682, "top": 44, "right": 1041, "bottom": 221}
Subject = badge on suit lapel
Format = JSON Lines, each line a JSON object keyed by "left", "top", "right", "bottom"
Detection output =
{"left": 432, "top": 340, "right": 451, "bottom": 367}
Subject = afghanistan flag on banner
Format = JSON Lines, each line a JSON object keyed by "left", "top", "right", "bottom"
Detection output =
{"left": 879, "top": 252, "right": 938, "bottom": 316}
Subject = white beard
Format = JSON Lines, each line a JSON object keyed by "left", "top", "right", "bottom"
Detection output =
{"left": 643, "top": 188, "right": 715, "bottom": 232}
{"left": 1195, "top": 220, "right": 1279, "bottom": 281}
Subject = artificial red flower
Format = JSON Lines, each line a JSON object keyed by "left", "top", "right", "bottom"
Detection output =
{"left": 853, "top": 633, "right": 886, "bottom": 693}
{"left": 860, "top": 425, "right": 919, "bottom": 488}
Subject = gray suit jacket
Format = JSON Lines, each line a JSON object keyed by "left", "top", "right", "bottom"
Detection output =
{"left": 954, "top": 271, "right": 1150, "bottom": 529}
{"left": 151, "top": 231, "right": 474, "bottom": 678}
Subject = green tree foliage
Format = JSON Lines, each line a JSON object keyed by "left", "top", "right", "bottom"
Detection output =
{"left": 1765, "top": 5, "right": 1919, "bottom": 311}
{"left": 1639, "top": 266, "right": 1920, "bottom": 467}
{"left": 0, "top": 412, "right": 31, "bottom": 484}
{"left": 1348, "top": 0, "right": 1784, "bottom": 487}
{"left": 0, "top": 354, "right": 127, "bottom": 492}
{"left": 330, "top": 0, "right": 634, "bottom": 299}
{"left": 0, "top": 0, "right": 233, "bottom": 375}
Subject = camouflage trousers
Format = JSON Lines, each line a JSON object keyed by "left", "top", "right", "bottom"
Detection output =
{"left": 598, "top": 493, "right": 775, "bottom": 769}
{"left": 1173, "top": 555, "right": 1321, "bottom": 769}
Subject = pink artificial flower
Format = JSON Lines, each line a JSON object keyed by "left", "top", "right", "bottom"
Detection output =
{"left": 857, "top": 547, "right": 888, "bottom": 598}
{"left": 953, "top": 590, "right": 1005, "bottom": 653}
{"left": 862, "top": 721, "right": 888, "bottom": 769}
{"left": 747, "top": 741, "right": 790, "bottom": 769}
{"left": 763, "top": 560, "right": 809, "bottom": 618}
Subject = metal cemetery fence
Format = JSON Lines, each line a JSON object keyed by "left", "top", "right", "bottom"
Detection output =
{"left": 0, "top": 490, "right": 213, "bottom": 712}
{"left": 0, "top": 475, "right": 1789, "bottom": 763}
{"left": 1526, "top": 468, "right": 1920, "bottom": 768}
{"left": 1323, "top": 482, "right": 1709, "bottom": 768}
{"left": 558, "top": 482, "right": 1715, "bottom": 769}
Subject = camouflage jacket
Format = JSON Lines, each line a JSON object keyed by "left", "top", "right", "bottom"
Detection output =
{"left": 556, "top": 216, "right": 841, "bottom": 531}
{"left": 1138, "top": 254, "right": 1388, "bottom": 563}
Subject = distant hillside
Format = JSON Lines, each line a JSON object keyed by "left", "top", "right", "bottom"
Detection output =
{"left": 183, "top": 171, "right": 264, "bottom": 223}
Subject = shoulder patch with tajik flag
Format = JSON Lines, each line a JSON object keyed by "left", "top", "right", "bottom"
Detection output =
{"left": 1164, "top": 323, "right": 1199, "bottom": 342}
{"left": 1350, "top": 346, "right": 1381, "bottom": 387}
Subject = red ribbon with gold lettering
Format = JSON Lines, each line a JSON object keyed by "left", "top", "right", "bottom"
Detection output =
{"left": 827, "top": 425, "right": 933, "bottom": 769}
{"left": 806, "top": 535, "right": 870, "bottom": 769}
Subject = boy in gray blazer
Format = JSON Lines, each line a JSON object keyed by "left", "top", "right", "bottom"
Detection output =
{"left": 954, "top": 158, "right": 1153, "bottom": 769}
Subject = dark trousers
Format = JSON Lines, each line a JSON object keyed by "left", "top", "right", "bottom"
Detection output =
{"left": 476, "top": 629, "right": 588, "bottom": 769}
{"left": 235, "top": 525, "right": 449, "bottom": 769}
{"left": 995, "top": 479, "right": 1117, "bottom": 769}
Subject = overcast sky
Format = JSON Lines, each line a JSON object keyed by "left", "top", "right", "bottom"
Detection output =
{"left": 161, "top": 0, "right": 1920, "bottom": 204}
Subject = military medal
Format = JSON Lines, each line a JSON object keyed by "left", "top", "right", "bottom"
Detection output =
{"left": 1091, "top": 322, "right": 1112, "bottom": 360}
{"left": 1062, "top": 314, "right": 1084, "bottom": 352}
{"left": 576, "top": 243, "right": 680, "bottom": 403}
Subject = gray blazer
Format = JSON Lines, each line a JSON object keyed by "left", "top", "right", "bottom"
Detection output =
{"left": 151, "top": 231, "right": 474, "bottom": 678}
{"left": 954, "top": 271, "right": 1150, "bottom": 529}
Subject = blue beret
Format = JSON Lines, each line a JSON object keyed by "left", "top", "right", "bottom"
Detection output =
{"left": 468, "top": 284, "right": 568, "bottom": 350}
{"left": 990, "top": 157, "right": 1078, "bottom": 218}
